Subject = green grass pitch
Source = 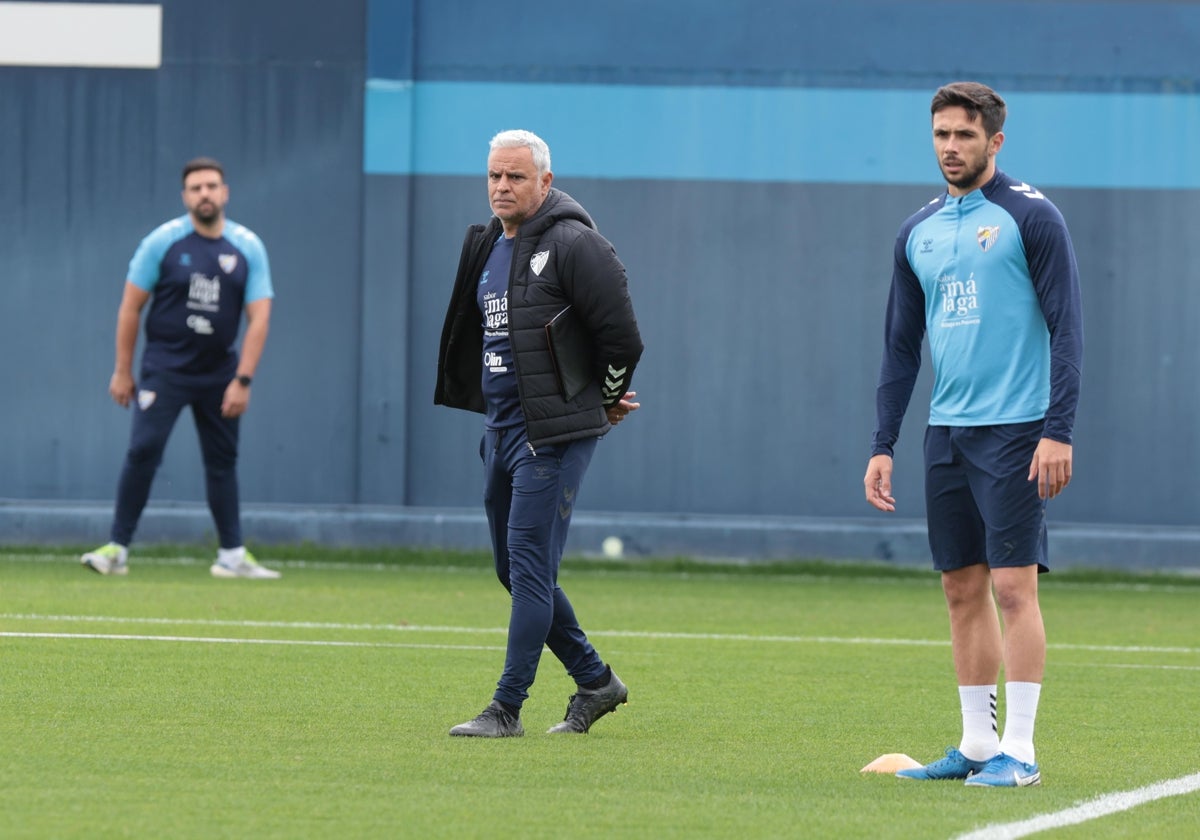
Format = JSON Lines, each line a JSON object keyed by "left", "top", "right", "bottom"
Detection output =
{"left": 2, "top": 547, "right": 1198, "bottom": 838}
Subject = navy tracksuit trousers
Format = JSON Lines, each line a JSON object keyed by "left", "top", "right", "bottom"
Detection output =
{"left": 482, "top": 425, "right": 606, "bottom": 708}
{"left": 111, "top": 372, "right": 242, "bottom": 548}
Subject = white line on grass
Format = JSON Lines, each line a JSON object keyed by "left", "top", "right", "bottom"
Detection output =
{"left": 1, "top": 612, "right": 949, "bottom": 646}
{"left": 953, "top": 771, "right": 1200, "bottom": 839}
{"left": 1064, "top": 663, "right": 1200, "bottom": 672}
{"left": 8, "top": 551, "right": 1200, "bottom": 591}
{"left": 0, "top": 630, "right": 505, "bottom": 651}
{"left": 2, "top": 612, "right": 508, "bottom": 634}
{"left": 1053, "top": 642, "right": 1200, "bottom": 654}
{"left": 2, "top": 614, "right": 1199, "bottom": 657}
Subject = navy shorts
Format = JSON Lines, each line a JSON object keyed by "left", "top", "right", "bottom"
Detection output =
{"left": 923, "top": 421, "right": 1048, "bottom": 573}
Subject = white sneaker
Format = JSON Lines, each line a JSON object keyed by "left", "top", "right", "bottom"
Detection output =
{"left": 210, "top": 549, "right": 281, "bottom": 579}
{"left": 81, "top": 543, "right": 129, "bottom": 576}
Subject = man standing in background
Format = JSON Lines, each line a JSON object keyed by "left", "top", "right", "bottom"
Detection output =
{"left": 82, "top": 157, "right": 279, "bottom": 579}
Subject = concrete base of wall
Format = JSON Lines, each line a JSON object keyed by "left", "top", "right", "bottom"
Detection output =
{"left": 2, "top": 499, "right": 1197, "bottom": 573}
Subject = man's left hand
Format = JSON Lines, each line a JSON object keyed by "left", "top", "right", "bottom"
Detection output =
{"left": 221, "top": 378, "right": 251, "bottom": 418}
{"left": 1028, "top": 438, "right": 1072, "bottom": 499}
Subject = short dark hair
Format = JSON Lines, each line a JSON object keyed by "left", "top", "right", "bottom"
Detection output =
{"left": 930, "top": 82, "right": 1007, "bottom": 137}
{"left": 181, "top": 156, "right": 225, "bottom": 185}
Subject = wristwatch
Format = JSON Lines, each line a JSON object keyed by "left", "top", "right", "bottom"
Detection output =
{"left": 236, "top": 374, "right": 253, "bottom": 387}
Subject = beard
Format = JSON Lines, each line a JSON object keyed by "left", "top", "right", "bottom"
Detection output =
{"left": 191, "top": 201, "right": 221, "bottom": 224}
{"left": 940, "top": 156, "right": 989, "bottom": 192}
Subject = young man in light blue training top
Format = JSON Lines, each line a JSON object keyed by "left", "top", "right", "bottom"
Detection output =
{"left": 864, "top": 82, "right": 1083, "bottom": 787}
{"left": 82, "top": 157, "right": 279, "bottom": 579}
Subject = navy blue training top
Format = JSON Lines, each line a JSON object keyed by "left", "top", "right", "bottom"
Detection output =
{"left": 127, "top": 214, "right": 273, "bottom": 384}
{"left": 478, "top": 233, "right": 522, "bottom": 429}
{"left": 872, "top": 169, "right": 1083, "bottom": 457}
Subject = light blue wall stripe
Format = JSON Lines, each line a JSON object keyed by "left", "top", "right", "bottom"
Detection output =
{"left": 365, "top": 81, "right": 1200, "bottom": 190}
{"left": 365, "top": 80, "right": 414, "bottom": 176}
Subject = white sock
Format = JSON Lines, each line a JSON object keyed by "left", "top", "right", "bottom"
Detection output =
{"left": 958, "top": 685, "right": 999, "bottom": 761}
{"left": 109, "top": 543, "right": 129, "bottom": 563}
{"left": 217, "top": 546, "right": 245, "bottom": 566}
{"left": 998, "top": 681, "right": 1041, "bottom": 765}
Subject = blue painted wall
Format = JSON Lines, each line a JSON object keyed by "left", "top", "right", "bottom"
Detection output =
{"left": 3, "top": 0, "right": 366, "bottom": 507}
{"left": 3, "top": 0, "right": 1198, "bottom": 559}
{"left": 363, "top": 0, "right": 1200, "bottom": 532}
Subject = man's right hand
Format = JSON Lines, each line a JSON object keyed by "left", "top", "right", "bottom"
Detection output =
{"left": 109, "top": 372, "right": 136, "bottom": 408}
{"left": 606, "top": 391, "right": 639, "bottom": 426}
{"left": 864, "top": 454, "right": 896, "bottom": 512}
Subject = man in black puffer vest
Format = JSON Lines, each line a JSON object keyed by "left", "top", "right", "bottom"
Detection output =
{"left": 436, "top": 130, "right": 644, "bottom": 738}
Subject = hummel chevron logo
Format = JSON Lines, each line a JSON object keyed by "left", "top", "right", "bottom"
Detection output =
{"left": 1009, "top": 182, "right": 1045, "bottom": 200}
{"left": 602, "top": 364, "right": 628, "bottom": 399}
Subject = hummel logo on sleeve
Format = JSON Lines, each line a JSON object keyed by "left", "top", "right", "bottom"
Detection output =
{"left": 1009, "top": 182, "right": 1045, "bottom": 200}
{"left": 602, "top": 364, "right": 628, "bottom": 400}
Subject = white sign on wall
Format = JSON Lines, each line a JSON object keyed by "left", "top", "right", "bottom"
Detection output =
{"left": 0, "top": 2, "right": 161, "bottom": 68}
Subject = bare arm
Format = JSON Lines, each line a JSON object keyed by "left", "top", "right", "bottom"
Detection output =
{"left": 221, "top": 298, "right": 272, "bottom": 418}
{"left": 110, "top": 282, "right": 151, "bottom": 407}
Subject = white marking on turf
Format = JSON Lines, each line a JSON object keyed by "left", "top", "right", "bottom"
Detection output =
{"left": 8, "top": 551, "right": 1200, "bottom": 590}
{"left": 2, "top": 614, "right": 1198, "bottom": 658}
{"left": 953, "top": 771, "right": 1200, "bottom": 839}
{"left": 0, "top": 631, "right": 503, "bottom": 651}
{"left": 1052, "top": 642, "right": 1200, "bottom": 654}
{"left": 2, "top": 613, "right": 510, "bottom": 633}
{"left": 1086, "top": 663, "right": 1200, "bottom": 671}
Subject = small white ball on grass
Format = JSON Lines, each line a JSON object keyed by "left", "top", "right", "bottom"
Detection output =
{"left": 601, "top": 536, "right": 624, "bottom": 559}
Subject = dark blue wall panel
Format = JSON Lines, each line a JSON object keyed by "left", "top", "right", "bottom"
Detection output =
{"left": 400, "top": 175, "right": 1200, "bottom": 528}
{"left": 367, "top": 0, "right": 414, "bottom": 80}
{"left": 358, "top": 174, "right": 413, "bottom": 503}
{"left": 411, "top": 0, "right": 1200, "bottom": 91}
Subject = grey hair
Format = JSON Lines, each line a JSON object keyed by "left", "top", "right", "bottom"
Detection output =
{"left": 489, "top": 129, "right": 551, "bottom": 176}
